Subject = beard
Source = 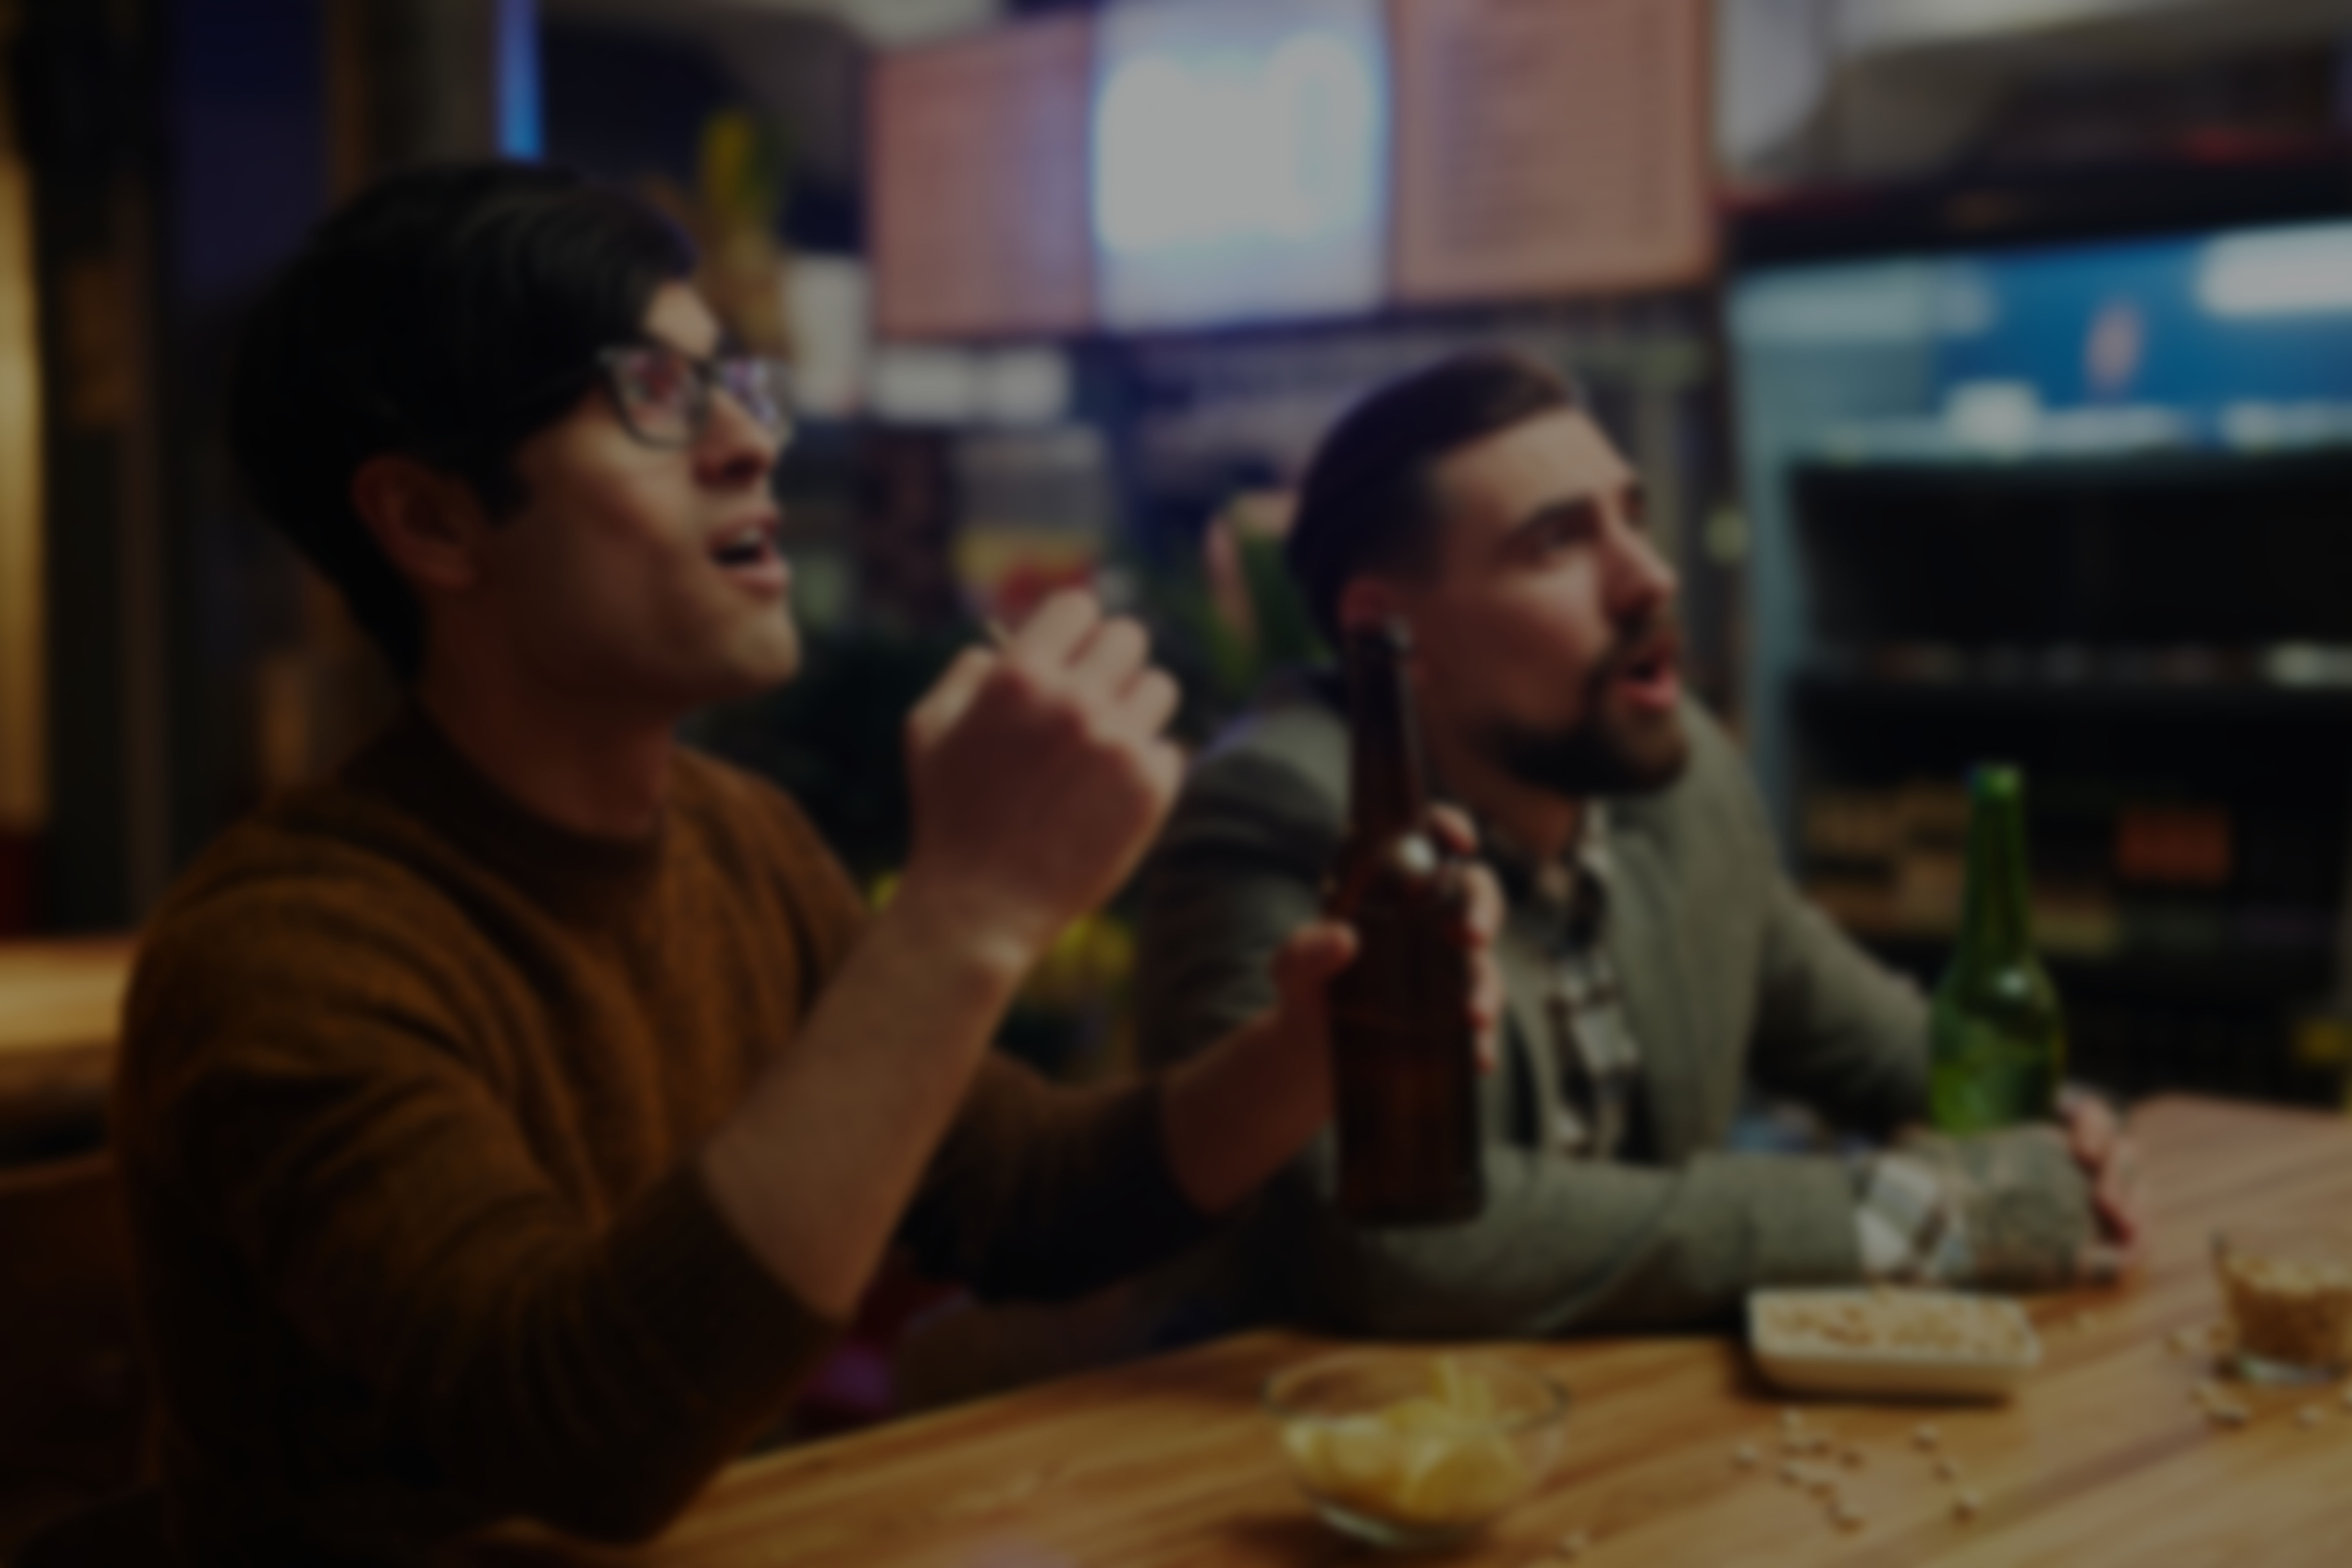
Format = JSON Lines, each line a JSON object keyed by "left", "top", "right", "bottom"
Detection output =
{"left": 1479, "top": 615, "right": 1692, "bottom": 800}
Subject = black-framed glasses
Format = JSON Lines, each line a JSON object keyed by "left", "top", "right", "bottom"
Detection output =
{"left": 597, "top": 343, "right": 794, "bottom": 450}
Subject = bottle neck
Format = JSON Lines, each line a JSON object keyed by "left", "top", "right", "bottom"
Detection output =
{"left": 1345, "top": 622, "right": 1430, "bottom": 838}
{"left": 1958, "top": 787, "right": 2034, "bottom": 962}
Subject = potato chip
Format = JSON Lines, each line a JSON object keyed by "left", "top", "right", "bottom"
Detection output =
{"left": 1285, "top": 1359, "right": 1535, "bottom": 1528}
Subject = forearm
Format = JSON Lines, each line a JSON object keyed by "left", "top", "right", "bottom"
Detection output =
{"left": 1283, "top": 1147, "right": 1862, "bottom": 1338}
{"left": 1132, "top": 758, "right": 1333, "bottom": 1074}
{"left": 1159, "top": 1009, "right": 1326, "bottom": 1216}
{"left": 700, "top": 879, "right": 1030, "bottom": 1319}
{"left": 714, "top": 585, "right": 1183, "bottom": 1313}
{"left": 1138, "top": 851, "right": 1323, "bottom": 1213}
{"left": 895, "top": 1060, "right": 1214, "bottom": 1301}
{"left": 898, "top": 915, "right": 1352, "bottom": 1299}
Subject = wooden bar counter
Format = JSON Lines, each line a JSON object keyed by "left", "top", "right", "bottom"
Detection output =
{"left": 0, "top": 936, "right": 136, "bottom": 1135}
{"left": 452, "top": 1095, "right": 2352, "bottom": 1566}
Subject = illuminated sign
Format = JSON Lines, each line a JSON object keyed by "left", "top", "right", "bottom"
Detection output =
{"left": 1091, "top": 0, "right": 1388, "bottom": 331}
{"left": 870, "top": 16, "right": 1096, "bottom": 340}
{"left": 2197, "top": 223, "right": 2352, "bottom": 320}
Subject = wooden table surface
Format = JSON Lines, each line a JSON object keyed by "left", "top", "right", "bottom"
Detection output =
{"left": 0, "top": 935, "right": 135, "bottom": 1132}
{"left": 454, "top": 1094, "right": 2352, "bottom": 1567}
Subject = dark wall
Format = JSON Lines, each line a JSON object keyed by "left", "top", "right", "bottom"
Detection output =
{"left": 161, "top": 0, "right": 330, "bottom": 866}
{"left": 542, "top": 18, "right": 733, "bottom": 194}
{"left": 14, "top": 0, "right": 163, "bottom": 929}
{"left": 11, "top": 0, "right": 326, "bottom": 928}
{"left": 541, "top": 11, "right": 862, "bottom": 252}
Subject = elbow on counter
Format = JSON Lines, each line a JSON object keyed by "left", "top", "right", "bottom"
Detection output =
{"left": 472, "top": 1421, "right": 753, "bottom": 1549}
{"left": 518, "top": 1463, "right": 713, "bottom": 1549}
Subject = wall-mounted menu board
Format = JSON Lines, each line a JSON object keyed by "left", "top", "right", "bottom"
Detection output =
{"left": 869, "top": 15, "right": 1095, "bottom": 340}
{"left": 867, "top": 0, "right": 1717, "bottom": 339}
{"left": 1390, "top": 0, "right": 1714, "bottom": 306}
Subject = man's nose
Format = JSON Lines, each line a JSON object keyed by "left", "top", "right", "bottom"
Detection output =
{"left": 695, "top": 388, "right": 781, "bottom": 490}
{"left": 1608, "top": 512, "right": 1679, "bottom": 615}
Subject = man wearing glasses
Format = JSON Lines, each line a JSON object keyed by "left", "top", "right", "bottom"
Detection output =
{"left": 112, "top": 163, "right": 1497, "bottom": 1562}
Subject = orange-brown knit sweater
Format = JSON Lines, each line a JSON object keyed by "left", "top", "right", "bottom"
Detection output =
{"left": 114, "top": 707, "right": 1203, "bottom": 1564}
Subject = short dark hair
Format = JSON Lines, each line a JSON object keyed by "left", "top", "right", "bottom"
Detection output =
{"left": 1284, "top": 349, "right": 1580, "bottom": 646}
{"left": 229, "top": 162, "right": 697, "bottom": 681}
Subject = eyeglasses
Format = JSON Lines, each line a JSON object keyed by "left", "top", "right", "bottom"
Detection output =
{"left": 597, "top": 343, "right": 794, "bottom": 450}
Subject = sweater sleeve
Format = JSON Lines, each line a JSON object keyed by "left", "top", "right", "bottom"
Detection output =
{"left": 1728, "top": 733, "right": 1931, "bottom": 1137}
{"left": 702, "top": 758, "right": 1218, "bottom": 1305}
{"left": 1263, "top": 1139, "right": 1861, "bottom": 1336}
{"left": 118, "top": 881, "right": 843, "bottom": 1546}
{"left": 894, "top": 1054, "right": 1214, "bottom": 1302}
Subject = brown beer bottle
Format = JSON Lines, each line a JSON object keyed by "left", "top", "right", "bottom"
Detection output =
{"left": 1323, "top": 618, "right": 1484, "bottom": 1225}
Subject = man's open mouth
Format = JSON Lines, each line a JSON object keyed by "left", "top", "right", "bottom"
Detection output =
{"left": 710, "top": 519, "right": 777, "bottom": 568}
{"left": 709, "top": 515, "right": 790, "bottom": 596}
{"left": 1613, "top": 636, "right": 1682, "bottom": 711}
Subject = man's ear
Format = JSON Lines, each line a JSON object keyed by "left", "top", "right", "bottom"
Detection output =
{"left": 350, "top": 455, "right": 492, "bottom": 595}
{"left": 1335, "top": 575, "right": 1405, "bottom": 636}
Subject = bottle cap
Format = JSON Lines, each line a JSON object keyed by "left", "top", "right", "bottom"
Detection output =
{"left": 1969, "top": 764, "right": 2023, "bottom": 801}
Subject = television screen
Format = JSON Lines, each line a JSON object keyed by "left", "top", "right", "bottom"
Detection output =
{"left": 1091, "top": 0, "right": 1388, "bottom": 332}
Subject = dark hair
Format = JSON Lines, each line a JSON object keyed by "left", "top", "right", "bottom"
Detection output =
{"left": 1284, "top": 349, "right": 1581, "bottom": 646}
{"left": 229, "top": 162, "right": 697, "bottom": 681}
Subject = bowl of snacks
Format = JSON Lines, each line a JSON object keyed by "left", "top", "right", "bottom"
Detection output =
{"left": 1748, "top": 1287, "right": 2041, "bottom": 1400}
{"left": 1264, "top": 1350, "right": 1566, "bottom": 1550}
{"left": 2213, "top": 1226, "right": 2352, "bottom": 1384}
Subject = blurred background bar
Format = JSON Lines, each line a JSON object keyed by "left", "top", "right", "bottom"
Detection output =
{"left": 0, "top": 15, "right": 41, "bottom": 938}
{"left": 1, "top": 0, "right": 2352, "bottom": 1535}
{"left": 0, "top": 0, "right": 2345, "bottom": 1127}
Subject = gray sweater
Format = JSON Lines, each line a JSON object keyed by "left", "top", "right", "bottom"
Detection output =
{"left": 1136, "top": 678, "right": 1931, "bottom": 1335}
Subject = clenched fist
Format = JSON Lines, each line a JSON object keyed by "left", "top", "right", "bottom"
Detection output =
{"left": 899, "top": 589, "right": 1184, "bottom": 976}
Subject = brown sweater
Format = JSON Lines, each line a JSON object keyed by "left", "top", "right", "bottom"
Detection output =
{"left": 114, "top": 708, "right": 1207, "bottom": 1564}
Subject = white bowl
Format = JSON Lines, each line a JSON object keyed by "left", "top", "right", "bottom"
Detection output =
{"left": 1748, "top": 1287, "right": 2040, "bottom": 1401}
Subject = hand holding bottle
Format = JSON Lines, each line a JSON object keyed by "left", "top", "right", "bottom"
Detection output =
{"left": 1270, "top": 802, "right": 1507, "bottom": 1102}
{"left": 1324, "top": 620, "right": 1491, "bottom": 1225}
{"left": 1158, "top": 803, "right": 1503, "bottom": 1217}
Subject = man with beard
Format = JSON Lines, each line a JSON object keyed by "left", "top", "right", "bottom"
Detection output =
{"left": 1134, "top": 350, "right": 2143, "bottom": 1336}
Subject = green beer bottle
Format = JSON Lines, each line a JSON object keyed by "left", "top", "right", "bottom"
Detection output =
{"left": 1929, "top": 765, "right": 2065, "bottom": 1132}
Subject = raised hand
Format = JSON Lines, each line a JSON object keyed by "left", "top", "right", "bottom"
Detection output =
{"left": 899, "top": 590, "right": 1184, "bottom": 976}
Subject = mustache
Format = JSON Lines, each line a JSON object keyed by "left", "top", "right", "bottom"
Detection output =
{"left": 1584, "top": 613, "right": 1681, "bottom": 695}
